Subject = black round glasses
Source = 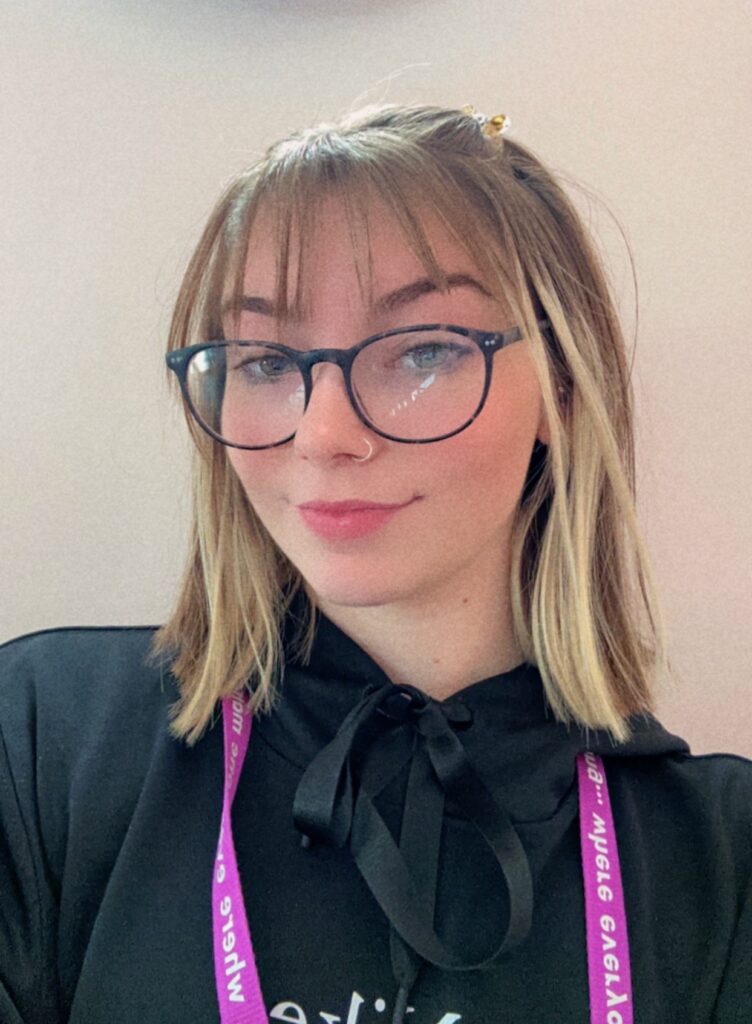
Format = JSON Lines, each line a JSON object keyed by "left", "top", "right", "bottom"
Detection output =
{"left": 165, "top": 320, "right": 552, "bottom": 450}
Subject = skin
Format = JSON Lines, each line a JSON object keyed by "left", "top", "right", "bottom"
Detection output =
{"left": 224, "top": 196, "right": 551, "bottom": 701}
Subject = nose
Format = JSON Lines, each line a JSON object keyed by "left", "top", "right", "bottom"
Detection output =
{"left": 292, "top": 358, "right": 370, "bottom": 453}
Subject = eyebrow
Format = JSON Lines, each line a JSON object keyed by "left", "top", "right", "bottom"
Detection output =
{"left": 224, "top": 272, "right": 494, "bottom": 320}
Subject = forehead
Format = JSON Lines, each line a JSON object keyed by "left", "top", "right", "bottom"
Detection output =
{"left": 235, "top": 193, "right": 495, "bottom": 323}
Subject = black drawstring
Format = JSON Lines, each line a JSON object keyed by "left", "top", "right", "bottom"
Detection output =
{"left": 391, "top": 983, "right": 411, "bottom": 1024}
{"left": 292, "top": 681, "right": 535, "bottom": 1019}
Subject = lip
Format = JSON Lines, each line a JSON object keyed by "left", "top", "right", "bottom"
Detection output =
{"left": 297, "top": 499, "right": 411, "bottom": 513}
{"left": 297, "top": 497, "right": 418, "bottom": 540}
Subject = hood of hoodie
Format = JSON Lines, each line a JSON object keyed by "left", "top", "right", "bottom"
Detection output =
{"left": 254, "top": 590, "right": 690, "bottom": 1024}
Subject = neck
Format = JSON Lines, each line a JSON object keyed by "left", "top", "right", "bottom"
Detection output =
{"left": 304, "top": 554, "right": 524, "bottom": 702}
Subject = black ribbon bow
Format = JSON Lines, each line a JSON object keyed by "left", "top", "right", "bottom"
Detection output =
{"left": 292, "top": 679, "right": 534, "bottom": 979}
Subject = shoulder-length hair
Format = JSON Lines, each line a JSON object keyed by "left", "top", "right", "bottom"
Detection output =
{"left": 149, "top": 102, "right": 676, "bottom": 748}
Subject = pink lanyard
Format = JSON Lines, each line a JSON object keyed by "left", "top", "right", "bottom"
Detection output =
{"left": 212, "top": 692, "right": 633, "bottom": 1024}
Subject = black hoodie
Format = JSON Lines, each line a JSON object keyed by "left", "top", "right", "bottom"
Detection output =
{"left": 0, "top": 595, "right": 750, "bottom": 1023}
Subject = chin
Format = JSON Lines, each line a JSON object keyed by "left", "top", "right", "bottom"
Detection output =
{"left": 301, "top": 569, "right": 409, "bottom": 610}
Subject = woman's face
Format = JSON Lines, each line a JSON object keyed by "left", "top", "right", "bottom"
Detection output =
{"left": 223, "top": 197, "right": 550, "bottom": 611}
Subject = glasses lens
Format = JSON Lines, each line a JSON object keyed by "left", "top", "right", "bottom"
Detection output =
{"left": 184, "top": 331, "right": 486, "bottom": 447}
{"left": 352, "top": 330, "right": 485, "bottom": 440}
{"left": 185, "top": 343, "right": 305, "bottom": 447}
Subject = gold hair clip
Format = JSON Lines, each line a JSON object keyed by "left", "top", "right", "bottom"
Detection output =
{"left": 461, "top": 104, "right": 511, "bottom": 139}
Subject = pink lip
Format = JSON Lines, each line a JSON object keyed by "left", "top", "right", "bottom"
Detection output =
{"left": 298, "top": 499, "right": 408, "bottom": 512}
{"left": 298, "top": 498, "right": 417, "bottom": 540}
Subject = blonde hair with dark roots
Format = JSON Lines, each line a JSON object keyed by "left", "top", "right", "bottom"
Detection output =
{"left": 149, "top": 102, "right": 676, "bottom": 748}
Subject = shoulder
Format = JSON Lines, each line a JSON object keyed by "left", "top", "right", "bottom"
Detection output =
{"left": 0, "top": 624, "right": 170, "bottom": 707}
{"left": 667, "top": 749, "right": 752, "bottom": 841}
{"left": 0, "top": 625, "right": 179, "bottom": 779}
{"left": 0, "top": 623, "right": 163, "bottom": 677}
{"left": 670, "top": 747, "right": 752, "bottom": 785}
{"left": 614, "top": 746, "right": 752, "bottom": 811}
{"left": 0, "top": 626, "right": 193, "bottom": 967}
{"left": 608, "top": 748, "right": 752, "bottom": 879}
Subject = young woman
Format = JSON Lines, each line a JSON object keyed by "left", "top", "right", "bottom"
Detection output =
{"left": 1, "top": 103, "right": 749, "bottom": 1024}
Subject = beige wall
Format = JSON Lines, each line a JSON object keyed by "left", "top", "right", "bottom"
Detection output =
{"left": 2, "top": 1, "right": 750, "bottom": 756}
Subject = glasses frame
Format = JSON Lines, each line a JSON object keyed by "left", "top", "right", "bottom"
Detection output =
{"left": 166, "top": 319, "right": 552, "bottom": 450}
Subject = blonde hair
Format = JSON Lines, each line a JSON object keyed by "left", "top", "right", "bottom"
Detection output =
{"left": 149, "top": 102, "right": 675, "bottom": 748}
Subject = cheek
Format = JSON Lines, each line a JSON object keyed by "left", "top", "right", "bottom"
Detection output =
{"left": 431, "top": 394, "right": 539, "bottom": 523}
{"left": 227, "top": 450, "right": 286, "bottom": 508}
{"left": 453, "top": 389, "right": 536, "bottom": 474}
{"left": 417, "top": 439, "right": 524, "bottom": 535}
